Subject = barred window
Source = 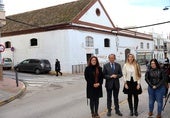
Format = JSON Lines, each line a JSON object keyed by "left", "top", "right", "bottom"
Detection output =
{"left": 85, "top": 36, "right": 94, "bottom": 47}
{"left": 140, "top": 42, "right": 143, "bottom": 49}
{"left": 147, "top": 43, "right": 149, "bottom": 49}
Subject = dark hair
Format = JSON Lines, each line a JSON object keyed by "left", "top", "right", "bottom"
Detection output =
{"left": 88, "top": 56, "right": 99, "bottom": 67}
{"left": 150, "top": 59, "right": 160, "bottom": 69}
{"left": 108, "top": 53, "right": 116, "bottom": 59}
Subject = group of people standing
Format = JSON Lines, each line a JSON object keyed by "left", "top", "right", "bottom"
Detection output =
{"left": 84, "top": 53, "right": 168, "bottom": 118}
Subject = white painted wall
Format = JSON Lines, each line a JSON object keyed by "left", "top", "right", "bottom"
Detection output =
{"left": 79, "top": 1, "right": 113, "bottom": 28}
{"left": 1, "top": 30, "right": 71, "bottom": 72}
{"left": 1, "top": 29, "right": 153, "bottom": 73}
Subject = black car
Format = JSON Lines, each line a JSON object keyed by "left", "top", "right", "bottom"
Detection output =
{"left": 14, "top": 59, "right": 51, "bottom": 74}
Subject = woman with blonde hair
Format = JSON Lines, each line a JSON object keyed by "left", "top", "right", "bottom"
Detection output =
{"left": 122, "top": 53, "right": 142, "bottom": 116}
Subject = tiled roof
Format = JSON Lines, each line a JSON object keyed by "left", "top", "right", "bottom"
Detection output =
{"left": 2, "top": 0, "right": 92, "bottom": 33}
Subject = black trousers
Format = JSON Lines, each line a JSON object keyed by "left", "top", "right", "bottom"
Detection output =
{"left": 106, "top": 87, "right": 120, "bottom": 112}
{"left": 56, "top": 70, "right": 62, "bottom": 76}
{"left": 128, "top": 93, "right": 139, "bottom": 111}
{"left": 90, "top": 98, "right": 99, "bottom": 114}
{"left": 127, "top": 77, "right": 139, "bottom": 112}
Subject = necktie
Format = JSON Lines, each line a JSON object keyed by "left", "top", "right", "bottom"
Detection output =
{"left": 111, "top": 63, "right": 114, "bottom": 72}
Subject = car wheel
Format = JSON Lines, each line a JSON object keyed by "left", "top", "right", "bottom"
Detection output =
{"left": 35, "top": 69, "right": 40, "bottom": 74}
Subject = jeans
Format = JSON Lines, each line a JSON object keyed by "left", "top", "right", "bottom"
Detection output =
{"left": 148, "top": 85, "right": 166, "bottom": 114}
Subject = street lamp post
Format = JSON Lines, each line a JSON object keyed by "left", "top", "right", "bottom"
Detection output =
{"left": 0, "top": 0, "right": 6, "bottom": 80}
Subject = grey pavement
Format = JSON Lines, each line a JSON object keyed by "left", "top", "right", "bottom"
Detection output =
{"left": 0, "top": 65, "right": 170, "bottom": 118}
{"left": 0, "top": 77, "right": 26, "bottom": 106}
{"left": 100, "top": 89, "right": 170, "bottom": 118}
{"left": 99, "top": 65, "right": 170, "bottom": 118}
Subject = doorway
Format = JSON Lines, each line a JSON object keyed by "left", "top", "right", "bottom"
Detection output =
{"left": 125, "top": 49, "right": 130, "bottom": 62}
{"left": 86, "top": 54, "right": 93, "bottom": 63}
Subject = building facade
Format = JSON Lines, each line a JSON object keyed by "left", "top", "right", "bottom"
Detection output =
{"left": 1, "top": 0, "right": 153, "bottom": 73}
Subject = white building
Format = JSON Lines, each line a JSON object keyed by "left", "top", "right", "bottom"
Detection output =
{"left": 1, "top": 0, "right": 153, "bottom": 73}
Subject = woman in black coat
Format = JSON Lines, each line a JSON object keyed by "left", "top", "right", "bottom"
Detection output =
{"left": 84, "top": 56, "right": 103, "bottom": 118}
{"left": 55, "top": 59, "right": 62, "bottom": 76}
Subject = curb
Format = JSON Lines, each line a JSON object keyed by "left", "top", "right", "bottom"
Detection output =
{"left": 0, "top": 82, "right": 26, "bottom": 106}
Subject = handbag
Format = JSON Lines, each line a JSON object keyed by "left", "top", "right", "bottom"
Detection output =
{"left": 136, "top": 85, "right": 142, "bottom": 94}
{"left": 123, "top": 83, "right": 142, "bottom": 94}
{"left": 123, "top": 84, "right": 129, "bottom": 94}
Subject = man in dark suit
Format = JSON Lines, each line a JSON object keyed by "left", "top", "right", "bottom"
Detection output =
{"left": 103, "top": 54, "right": 123, "bottom": 116}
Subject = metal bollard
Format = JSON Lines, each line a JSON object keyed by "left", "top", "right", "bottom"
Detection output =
{"left": 15, "top": 70, "right": 19, "bottom": 87}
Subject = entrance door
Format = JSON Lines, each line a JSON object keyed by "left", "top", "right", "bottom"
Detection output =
{"left": 125, "top": 49, "right": 130, "bottom": 62}
{"left": 86, "top": 54, "right": 93, "bottom": 63}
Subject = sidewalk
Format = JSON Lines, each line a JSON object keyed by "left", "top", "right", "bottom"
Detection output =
{"left": 0, "top": 65, "right": 170, "bottom": 118}
{"left": 100, "top": 89, "right": 170, "bottom": 118}
{"left": 0, "top": 78, "right": 26, "bottom": 106}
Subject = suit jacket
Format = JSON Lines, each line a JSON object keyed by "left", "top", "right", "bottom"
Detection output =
{"left": 103, "top": 62, "right": 123, "bottom": 90}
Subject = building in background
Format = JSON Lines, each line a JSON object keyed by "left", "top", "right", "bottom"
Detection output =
{"left": 0, "top": 0, "right": 153, "bottom": 73}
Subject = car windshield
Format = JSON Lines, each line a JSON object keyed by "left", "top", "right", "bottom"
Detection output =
{"left": 22, "top": 60, "right": 29, "bottom": 64}
{"left": 43, "top": 60, "right": 50, "bottom": 64}
{"left": 4, "top": 58, "right": 12, "bottom": 62}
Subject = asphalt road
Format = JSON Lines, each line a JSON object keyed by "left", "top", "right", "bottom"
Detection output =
{"left": 0, "top": 71, "right": 149, "bottom": 118}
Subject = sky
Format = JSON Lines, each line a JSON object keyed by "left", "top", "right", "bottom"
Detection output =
{"left": 2, "top": 0, "right": 170, "bottom": 37}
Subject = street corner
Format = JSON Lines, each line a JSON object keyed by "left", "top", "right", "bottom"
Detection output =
{"left": 0, "top": 78, "right": 26, "bottom": 106}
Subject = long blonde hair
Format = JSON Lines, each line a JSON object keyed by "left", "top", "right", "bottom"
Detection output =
{"left": 126, "top": 53, "right": 141, "bottom": 80}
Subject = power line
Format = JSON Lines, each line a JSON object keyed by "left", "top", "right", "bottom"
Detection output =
{"left": 117, "top": 20, "right": 170, "bottom": 31}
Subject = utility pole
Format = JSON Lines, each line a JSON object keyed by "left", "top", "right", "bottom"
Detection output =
{"left": 0, "top": 0, "right": 6, "bottom": 80}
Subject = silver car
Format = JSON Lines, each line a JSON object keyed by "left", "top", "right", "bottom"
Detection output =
{"left": 2, "top": 58, "right": 12, "bottom": 70}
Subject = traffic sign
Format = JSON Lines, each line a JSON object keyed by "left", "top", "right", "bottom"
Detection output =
{"left": 0, "top": 44, "right": 5, "bottom": 52}
{"left": 11, "top": 47, "right": 15, "bottom": 52}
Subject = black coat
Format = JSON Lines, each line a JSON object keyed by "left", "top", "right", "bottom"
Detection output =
{"left": 84, "top": 66, "right": 103, "bottom": 98}
{"left": 55, "top": 61, "right": 61, "bottom": 71}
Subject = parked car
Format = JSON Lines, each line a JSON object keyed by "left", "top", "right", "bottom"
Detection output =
{"left": 2, "top": 58, "right": 12, "bottom": 70}
{"left": 137, "top": 59, "right": 146, "bottom": 65}
{"left": 14, "top": 59, "right": 51, "bottom": 74}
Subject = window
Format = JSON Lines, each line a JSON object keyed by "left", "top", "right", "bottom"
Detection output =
{"left": 22, "top": 60, "right": 29, "bottom": 64}
{"left": 96, "top": 8, "right": 101, "bottom": 16}
{"left": 5, "top": 41, "right": 11, "bottom": 48}
{"left": 140, "top": 42, "right": 143, "bottom": 49}
{"left": 85, "top": 36, "right": 94, "bottom": 47}
{"left": 29, "top": 59, "right": 40, "bottom": 63}
{"left": 30, "top": 38, "right": 38, "bottom": 46}
{"left": 164, "top": 43, "right": 167, "bottom": 49}
{"left": 147, "top": 43, "right": 149, "bottom": 49}
{"left": 104, "top": 38, "right": 110, "bottom": 47}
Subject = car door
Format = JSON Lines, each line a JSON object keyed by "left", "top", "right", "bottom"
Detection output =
{"left": 27, "top": 59, "right": 39, "bottom": 72}
{"left": 19, "top": 59, "right": 30, "bottom": 71}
